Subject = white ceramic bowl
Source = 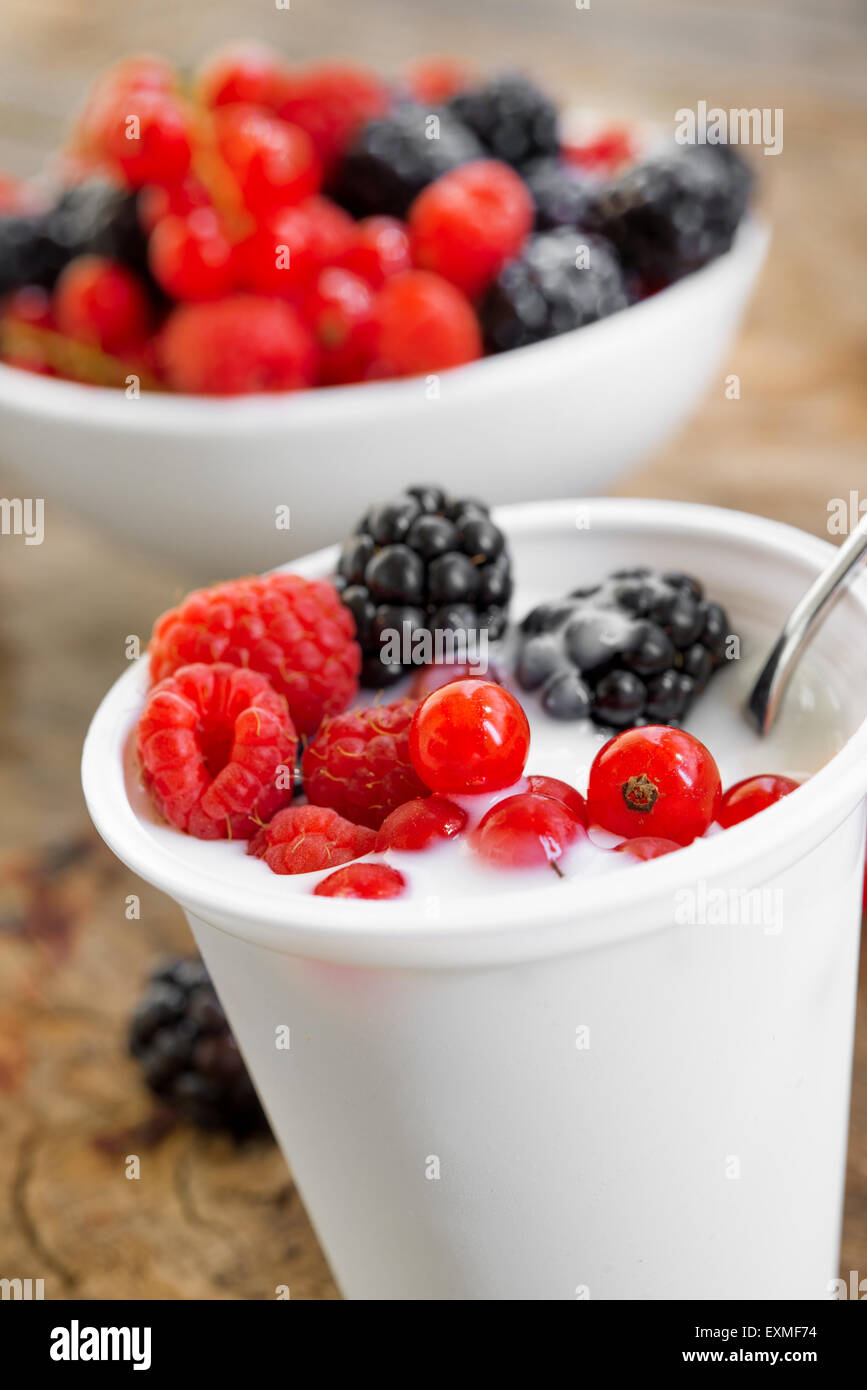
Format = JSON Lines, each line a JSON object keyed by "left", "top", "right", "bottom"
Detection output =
{"left": 83, "top": 498, "right": 867, "bottom": 1300}
{"left": 2, "top": 222, "right": 767, "bottom": 578}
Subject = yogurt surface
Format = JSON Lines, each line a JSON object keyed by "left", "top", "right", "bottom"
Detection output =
{"left": 124, "top": 575, "right": 848, "bottom": 905}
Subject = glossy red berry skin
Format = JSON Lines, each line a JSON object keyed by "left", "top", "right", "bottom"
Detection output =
{"left": 717, "top": 775, "right": 801, "bottom": 829}
{"left": 314, "top": 863, "right": 407, "bottom": 900}
{"left": 215, "top": 105, "right": 321, "bottom": 214}
{"left": 409, "top": 160, "right": 533, "bottom": 299}
{"left": 342, "top": 216, "right": 411, "bottom": 288}
{"left": 148, "top": 208, "right": 235, "bottom": 301}
{"left": 96, "top": 88, "right": 193, "bottom": 188}
{"left": 235, "top": 197, "right": 353, "bottom": 298}
{"left": 409, "top": 680, "right": 530, "bottom": 795}
{"left": 525, "top": 775, "right": 587, "bottom": 827}
{"left": 276, "top": 63, "right": 391, "bottom": 176}
{"left": 471, "top": 792, "right": 584, "bottom": 869}
{"left": 587, "top": 726, "right": 722, "bottom": 846}
{"left": 614, "top": 836, "right": 682, "bottom": 862}
{"left": 303, "top": 267, "right": 375, "bottom": 385}
{"left": 54, "top": 255, "right": 151, "bottom": 352}
{"left": 196, "top": 41, "right": 289, "bottom": 110}
{"left": 371, "top": 271, "right": 482, "bottom": 377}
{"left": 375, "top": 796, "right": 467, "bottom": 852}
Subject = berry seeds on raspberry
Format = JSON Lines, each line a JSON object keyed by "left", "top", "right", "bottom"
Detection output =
{"left": 148, "top": 572, "right": 360, "bottom": 735}
{"left": 136, "top": 662, "right": 297, "bottom": 839}
{"left": 587, "top": 725, "right": 722, "bottom": 846}
{"left": 302, "top": 698, "right": 428, "bottom": 830}
{"left": 248, "top": 804, "right": 376, "bottom": 874}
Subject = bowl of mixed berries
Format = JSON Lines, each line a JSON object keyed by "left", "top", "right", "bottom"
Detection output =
{"left": 0, "top": 48, "right": 766, "bottom": 571}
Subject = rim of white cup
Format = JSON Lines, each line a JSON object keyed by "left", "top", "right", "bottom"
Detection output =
{"left": 82, "top": 497, "right": 867, "bottom": 967}
{"left": 0, "top": 219, "right": 768, "bottom": 433}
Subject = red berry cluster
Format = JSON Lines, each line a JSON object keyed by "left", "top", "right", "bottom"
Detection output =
{"left": 0, "top": 48, "right": 637, "bottom": 392}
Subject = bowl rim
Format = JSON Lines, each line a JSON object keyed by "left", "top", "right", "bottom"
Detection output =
{"left": 1, "top": 219, "right": 769, "bottom": 434}
{"left": 82, "top": 496, "right": 867, "bottom": 967}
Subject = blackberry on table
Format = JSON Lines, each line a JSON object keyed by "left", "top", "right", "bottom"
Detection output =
{"left": 449, "top": 74, "right": 559, "bottom": 168}
{"left": 480, "top": 227, "right": 629, "bottom": 353}
{"left": 129, "top": 956, "right": 267, "bottom": 1138}
{"left": 587, "top": 142, "right": 754, "bottom": 284}
{"left": 517, "top": 568, "right": 732, "bottom": 728}
{"left": 522, "top": 158, "right": 600, "bottom": 231}
{"left": 0, "top": 179, "right": 150, "bottom": 297}
{"left": 331, "top": 103, "right": 484, "bottom": 218}
{"left": 336, "top": 485, "right": 513, "bottom": 685}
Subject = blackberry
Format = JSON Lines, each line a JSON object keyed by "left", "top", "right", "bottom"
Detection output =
{"left": 523, "top": 158, "right": 600, "bottom": 231}
{"left": 480, "top": 227, "right": 629, "bottom": 353}
{"left": 587, "top": 142, "right": 754, "bottom": 284}
{"left": 0, "top": 179, "right": 150, "bottom": 298}
{"left": 129, "top": 956, "right": 266, "bottom": 1137}
{"left": 449, "top": 74, "right": 559, "bottom": 169}
{"left": 516, "top": 568, "right": 732, "bottom": 728}
{"left": 335, "top": 485, "right": 513, "bottom": 686}
{"left": 331, "top": 104, "right": 484, "bottom": 219}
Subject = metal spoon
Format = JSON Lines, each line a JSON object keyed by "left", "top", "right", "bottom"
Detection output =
{"left": 746, "top": 511, "right": 867, "bottom": 734}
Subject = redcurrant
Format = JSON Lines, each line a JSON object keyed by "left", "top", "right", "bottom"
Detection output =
{"left": 471, "top": 792, "right": 584, "bottom": 869}
{"left": 314, "top": 863, "right": 406, "bottom": 899}
{"left": 587, "top": 726, "right": 722, "bottom": 845}
{"left": 717, "top": 775, "right": 801, "bottom": 829}
{"left": 409, "top": 680, "right": 530, "bottom": 795}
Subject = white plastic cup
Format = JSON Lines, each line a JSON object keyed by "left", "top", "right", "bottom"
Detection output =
{"left": 83, "top": 500, "right": 867, "bottom": 1300}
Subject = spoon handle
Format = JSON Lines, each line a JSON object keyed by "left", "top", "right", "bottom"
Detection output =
{"left": 746, "top": 511, "right": 867, "bottom": 734}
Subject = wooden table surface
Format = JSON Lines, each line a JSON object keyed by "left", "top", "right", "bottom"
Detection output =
{"left": 1, "top": 0, "right": 865, "bottom": 1299}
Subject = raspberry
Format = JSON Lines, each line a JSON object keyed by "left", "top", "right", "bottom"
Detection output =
{"left": 302, "top": 699, "right": 428, "bottom": 830}
{"left": 614, "top": 836, "right": 681, "bottom": 861}
{"left": 93, "top": 87, "right": 193, "bottom": 188}
{"left": 480, "top": 228, "right": 629, "bottom": 353}
{"left": 333, "top": 103, "right": 484, "bottom": 219}
{"left": 248, "top": 804, "right": 375, "bottom": 874}
{"left": 517, "top": 568, "right": 732, "bottom": 726}
{"left": 406, "top": 57, "right": 476, "bottom": 106}
{"left": 160, "top": 295, "right": 317, "bottom": 394}
{"left": 449, "top": 74, "right": 559, "bottom": 169}
{"left": 136, "top": 662, "right": 298, "bottom": 840}
{"left": 376, "top": 796, "right": 467, "bottom": 852}
{"left": 129, "top": 954, "right": 266, "bottom": 1135}
{"left": 471, "top": 792, "right": 584, "bottom": 869}
{"left": 53, "top": 254, "right": 152, "bottom": 352}
{"left": 149, "top": 572, "right": 360, "bottom": 735}
{"left": 148, "top": 208, "right": 235, "bottom": 301}
{"left": 525, "top": 775, "right": 586, "bottom": 826}
{"left": 371, "top": 270, "right": 481, "bottom": 377}
{"left": 214, "top": 105, "right": 321, "bottom": 215}
{"left": 341, "top": 215, "right": 411, "bottom": 288}
{"left": 587, "top": 726, "right": 722, "bottom": 846}
{"left": 302, "top": 267, "right": 375, "bottom": 385}
{"left": 587, "top": 143, "right": 753, "bottom": 284}
{"left": 409, "top": 160, "right": 533, "bottom": 299}
{"left": 196, "top": 42, "right": 289, "bottom": 111}
{"left": 314, "top": 863, "right": 407, "bottom": 899}
{"left": 409, "top": 680, "right": 530, "bottom": 795}
{"left": 235, "top": 196, "right": 353, "bottom": 297}
{"left": 337, "top": 486, "right": 512, "bottom": 685}
{"left": 276, "top": 63, "right": 391, "bottom": 176}
{"left": 717, "top": 775, "right": 800, "bottom": 829}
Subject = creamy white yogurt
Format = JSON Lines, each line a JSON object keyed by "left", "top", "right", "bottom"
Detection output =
{"left": 125, "top": 603, "right": 847, "bottom": 903}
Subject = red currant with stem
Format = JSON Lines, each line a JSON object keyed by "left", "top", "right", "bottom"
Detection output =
{"left": 717, "top": 774, "right": 801, "bottom": 829}
{"left": 614, "top": 837, "right": 681, "bottom": 862}
{"left": 314, "top": 863, "right": 406, "bottom": 899}
{"left": 148, "top": 209, "right": 235, "bottom": 301}
{"left": 376, "top": 796, "right": 467, "bottom": 852}
{"left": 587, "top": 726, "right": 722, "bottom": 846}
{"left": 471, "top": 792, "right": 584, "bottom": 870}
{"left": 525, "top": 775, "right": 587, "bottom": 827}
{"left": 409, "top": 680, "right": 530, "bottom": 795}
